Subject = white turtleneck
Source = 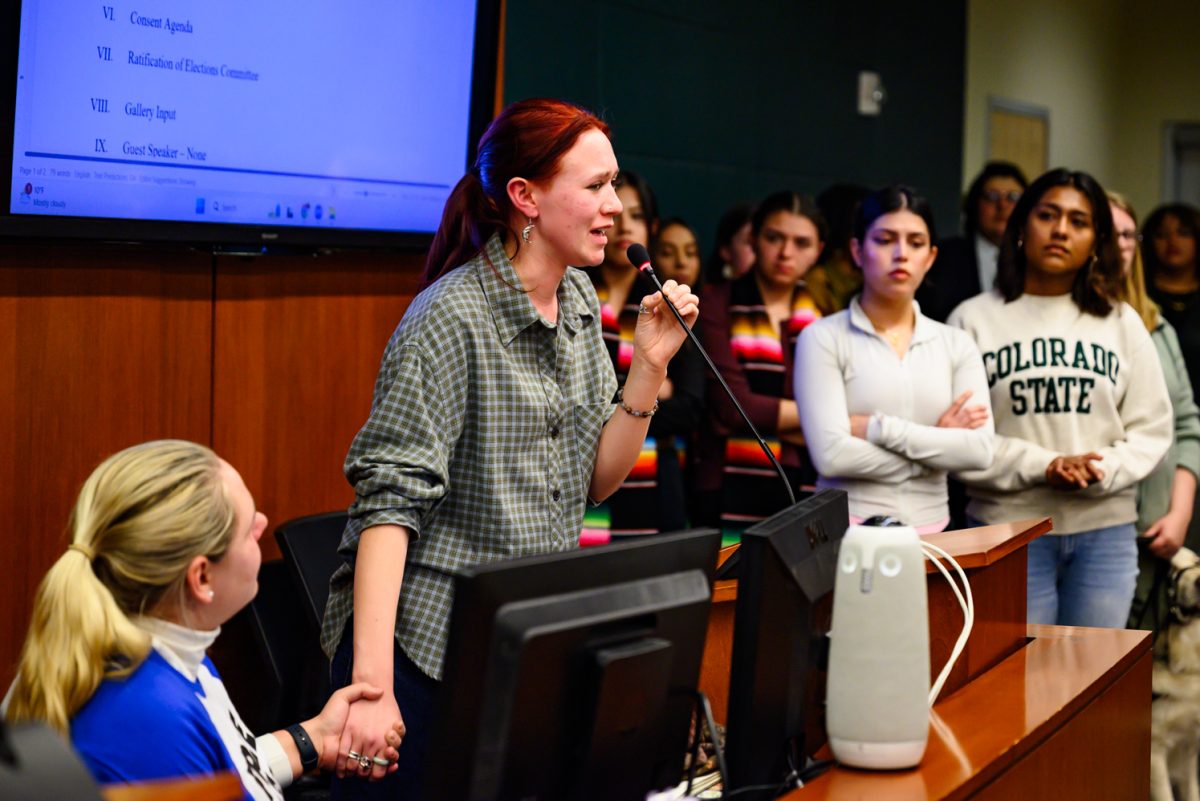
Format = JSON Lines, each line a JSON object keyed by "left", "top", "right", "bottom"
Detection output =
{"left": 135, "top": 616, "right": 292, "bottom": 798}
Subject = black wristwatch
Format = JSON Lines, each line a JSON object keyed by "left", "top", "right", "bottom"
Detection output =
{"left": 286, "top": 724, "right": 319, "bottom": 773}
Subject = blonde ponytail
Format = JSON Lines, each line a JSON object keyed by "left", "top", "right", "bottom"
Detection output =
{"left": 6, "top": 440, "right": 237, "bottom": 735}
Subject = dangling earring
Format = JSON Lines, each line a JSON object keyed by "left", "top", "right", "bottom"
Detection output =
{"left": 521, "top": 218, "right": 535, "bottom": 244}
{"left": 1017, "top": 237, "right": 1024, "bottom": 248}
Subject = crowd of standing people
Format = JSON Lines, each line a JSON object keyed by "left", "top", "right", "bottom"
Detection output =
{"left": 583, "top": 155, "right": 1193, "bottom": 642}
{"left": 5, "top": 97, "right": 1196, "bottom": 799}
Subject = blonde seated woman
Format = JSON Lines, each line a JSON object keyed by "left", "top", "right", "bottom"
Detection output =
{"left": 5, "top": 440, "right": 403, "bottom": 800}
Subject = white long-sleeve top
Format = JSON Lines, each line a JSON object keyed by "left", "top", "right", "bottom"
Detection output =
{"left": 794, "top": 298, "right": 994, "bottom": 528}
{"left": 948, "top": 291, "right": 1173, "bottom": 534}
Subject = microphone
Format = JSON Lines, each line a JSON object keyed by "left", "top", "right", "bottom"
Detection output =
{"left": 626, "top": 244, "right": 796, "bottom": 508}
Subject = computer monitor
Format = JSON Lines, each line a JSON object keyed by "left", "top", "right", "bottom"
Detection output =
{"left": 0, "top": 720, "right": 105, "bottom": 801}
{"left": 723, "top": 489, "right": 849, "bottom": 793}
{"left": 423, "top": 527, "right": 723, "bottom": 801}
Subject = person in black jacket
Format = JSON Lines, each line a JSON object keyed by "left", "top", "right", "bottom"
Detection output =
{"left": 917, "top": 161, "right": 1027, "bottom": 322}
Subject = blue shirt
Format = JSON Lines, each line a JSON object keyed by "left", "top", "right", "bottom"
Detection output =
{"left": 71, "top": 650, "right": 284, "bottom": 801}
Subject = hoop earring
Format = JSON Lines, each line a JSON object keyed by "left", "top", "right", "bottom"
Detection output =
{"left": 521, "top": 218, "right": 535, "bottom": 245}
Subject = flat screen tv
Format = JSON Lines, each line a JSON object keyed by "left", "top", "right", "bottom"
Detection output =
{"left": 0, "top": 0, "right": 501, "bottom": 249}
{"left": 424, "top": 527, "right": 723, "bottom": 801}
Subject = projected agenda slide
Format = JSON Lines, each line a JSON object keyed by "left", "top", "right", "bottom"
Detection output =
{"left": 9, "top": 1, "right": 478, "bottom": 234}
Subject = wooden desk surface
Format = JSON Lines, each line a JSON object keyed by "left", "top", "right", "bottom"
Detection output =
{"left": 704, "top": 518, "right": 1051, "bottom": 722}
{"left": 786, "top": 624, "right": 1150, "bottom": 799}
{"left": 712, "top": 518, "right": 1052, "bottom": 601}
{"left": 102, "top": 772, "right": 244, "bottom": 801}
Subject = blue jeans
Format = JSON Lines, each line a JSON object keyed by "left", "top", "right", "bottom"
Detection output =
{"left": 1023, "top": 523, "right": 1138, "bottom": 628}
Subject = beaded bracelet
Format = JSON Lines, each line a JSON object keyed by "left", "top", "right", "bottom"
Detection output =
{"left": 617, "top": 388, "right": 659, "bottom": 418}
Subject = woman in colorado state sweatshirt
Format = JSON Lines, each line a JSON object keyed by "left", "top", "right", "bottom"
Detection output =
{"left": 948, "top": 168, "right": 1173, "bottom": 628}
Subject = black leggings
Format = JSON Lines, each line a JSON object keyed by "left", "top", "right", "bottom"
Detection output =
{"left": 329, "top": 628, "right": 439, "bottom": 801}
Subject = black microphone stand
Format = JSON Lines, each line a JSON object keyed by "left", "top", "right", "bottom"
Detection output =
{"left": 630, "top": 246, "right": 796, "bottom": 508}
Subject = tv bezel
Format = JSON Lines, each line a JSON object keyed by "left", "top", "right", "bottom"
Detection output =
{"left": 0, "top": 0, "right": 502, "bottom": 251}
{"left": 723, "top": 489, "right": 849, "bottom": 793}
{"left": 424, "top": 527, "right": 723, "bottom": 801}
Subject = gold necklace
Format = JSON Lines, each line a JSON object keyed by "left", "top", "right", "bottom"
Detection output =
{"left": 866, "top": 305, "right": 914, "bottom": 349}
{"left": 877, "top": 324, "right": 910, "bottom": 348}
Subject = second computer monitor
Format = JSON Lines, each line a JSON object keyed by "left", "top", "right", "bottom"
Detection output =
{"left": 724, "top": 489, "right": 849, "bottom": 792}
{"left": 423, "top": 527, "right": 723, "bottom": 801}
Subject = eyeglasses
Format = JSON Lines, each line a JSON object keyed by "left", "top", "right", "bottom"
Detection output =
{"left": 981, "top": 190, "right": 1022, "bottom": 204}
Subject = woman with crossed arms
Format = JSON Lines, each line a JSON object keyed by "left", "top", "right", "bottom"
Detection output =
{"left": 795, "top": 185, "right": 994, "bottom": 533}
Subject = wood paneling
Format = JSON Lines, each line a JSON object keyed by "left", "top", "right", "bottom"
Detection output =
{"left": 923, "top": 519, "right": 1053, "bottom": 698}
{"left": 211, "top": 250, "right": 422, "bottom": 560}
{"left": 1, "top": 242, "right": 424, "bottom": 691}
{"left": 973, "top": 648, "right": 1150, "bottom": 800}
{"left": 6, "top": 1, "right": 497, "bottom": 698}
{"left": 0, "top": 243, "right": 213, "bottom": 688}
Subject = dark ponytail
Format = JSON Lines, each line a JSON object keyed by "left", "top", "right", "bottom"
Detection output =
{"left": 422, "top": 172, "right": 507, "bottom": 290}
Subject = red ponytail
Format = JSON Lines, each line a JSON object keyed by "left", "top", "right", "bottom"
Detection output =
{"left": 422, "top": 98, "right": 611, "bottom": 289}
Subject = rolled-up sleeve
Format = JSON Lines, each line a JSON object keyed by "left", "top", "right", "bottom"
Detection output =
{"left": 344, "top": 341, "right": 462, "bottom": 540}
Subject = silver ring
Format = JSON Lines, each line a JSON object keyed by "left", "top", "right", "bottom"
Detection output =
{"left": 358, "top": 755, "right": 372, "bottom": 770}
{"left": 347, "top": 750, "right": 362, "bottom": 761}
{"left": 638, "top": 303, "right": 652, "bottom": 315}
{"left": 372, "top": 755, "right": 392, "bottom": 767}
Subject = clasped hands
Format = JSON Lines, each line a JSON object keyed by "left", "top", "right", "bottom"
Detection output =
{"left": 332, "top": 686, "right": 407, "bottom": 781}
{"left": 1045, "top": 452, "right": 1105, "bottom": 491}
{"left": 301, "top": 682, "right": 405, "bottom": 781}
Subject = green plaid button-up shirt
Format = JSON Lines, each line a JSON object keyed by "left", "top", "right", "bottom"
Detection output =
{"left": 320, "top": 234, "right": 618, "bottom": 680}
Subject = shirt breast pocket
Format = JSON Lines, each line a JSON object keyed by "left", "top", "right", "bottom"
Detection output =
{"left": 569, "top": 401, "right": 614, "bottom": 493}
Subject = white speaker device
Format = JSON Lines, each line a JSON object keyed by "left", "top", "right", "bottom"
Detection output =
{"left": 826, "top": 523, "right": 930, "bottom": 770}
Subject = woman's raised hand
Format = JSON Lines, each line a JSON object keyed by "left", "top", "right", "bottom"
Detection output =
{"left": 633, "top": 280, "right": 699, "bottom": 372}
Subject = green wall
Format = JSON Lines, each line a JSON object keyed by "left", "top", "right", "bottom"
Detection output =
{"left": 504, "top": 0, "right": 967, "bottom": 250}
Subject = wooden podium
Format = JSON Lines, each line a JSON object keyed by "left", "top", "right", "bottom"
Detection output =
{"left": 700, "top": 518, "right": 1152, "bottom": 799}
